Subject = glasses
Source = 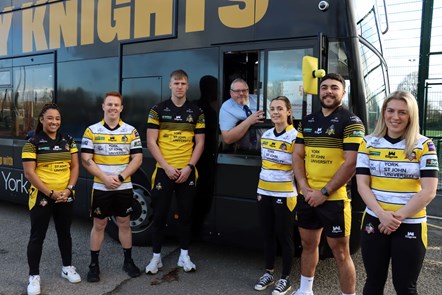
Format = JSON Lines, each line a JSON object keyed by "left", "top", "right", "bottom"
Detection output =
{"left": 230, "top": 88, "right": 249, "bottom": 94}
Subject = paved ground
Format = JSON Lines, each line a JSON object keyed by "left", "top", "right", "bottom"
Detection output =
{"left": 0, "top": 197, "right": 441, "bottom": 295}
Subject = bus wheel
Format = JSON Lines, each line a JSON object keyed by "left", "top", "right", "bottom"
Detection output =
{"left": 106, "top": 183, "right": 154, "bottom": 246}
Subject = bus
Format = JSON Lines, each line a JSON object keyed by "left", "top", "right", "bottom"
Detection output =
{"left": 0, "top": 0, "right": 389, "bottom": 256}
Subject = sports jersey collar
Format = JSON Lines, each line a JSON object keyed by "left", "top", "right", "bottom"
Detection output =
{"left": 321, "top": 105, "right": 343, "bottom": 117}
{"left": 101, "top": 119, "right": 123, "bottom": 131}
{"left": 168, "top": 97, "right": 189, "bottom": 108}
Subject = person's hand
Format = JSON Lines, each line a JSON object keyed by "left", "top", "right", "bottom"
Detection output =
{"left": 377, "top": 210, "right": 401, "bottom": 234}
{"left": 54, "top": 190, "right": 69, "bottom": 203}
{"left": 176, "top": 166, "right": 191, "bottom": 183}
{"left": 164, "top": 164, "right": 181, "bottom": 181}
{"left": 246, "top": 110, "right": 265, "bottom": 125}
{"left": 103, "top": 175, "right": 121, "bottom": 190}
{"left": 304, "top": 188, "right": 327, "bottom": 207}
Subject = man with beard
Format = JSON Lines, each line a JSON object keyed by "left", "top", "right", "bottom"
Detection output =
{"left": 292, "top": 73, "right": 365, "bottom": 295}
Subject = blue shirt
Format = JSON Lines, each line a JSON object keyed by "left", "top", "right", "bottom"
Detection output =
{"left": 219, "top": 95, "right": 258, "bottom": 131}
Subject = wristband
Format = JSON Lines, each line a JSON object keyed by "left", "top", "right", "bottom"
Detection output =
{"left": 118, "top": 174, "right": 125, "bottom": 182}
{"left": 49, "top": 190, "right": 54, "bottom": 199}
{"left": 187, "top": 164, "right": 195, "bottom": 171}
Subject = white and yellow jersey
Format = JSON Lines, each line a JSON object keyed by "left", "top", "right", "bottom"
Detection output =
{"left": 81, "top": 119, "right": 142, "bottom": 191}
{"left": 257, "top": 125, "right": 297, "bottom": 198}
{"left": 357, "top": 134, "right": 439, "bottom": 223}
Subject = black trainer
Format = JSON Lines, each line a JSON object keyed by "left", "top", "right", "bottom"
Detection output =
{"left": 272, "top": 278, "right": 291, "bottom": 295}
{"left": 123, "top": 259, "right": 141, "bottom": 278}
{"left": 254, "top": 272, "right": 275, "bottom": 291}
{"left": 87, "top": 263, "right": 100, "bottom": 282}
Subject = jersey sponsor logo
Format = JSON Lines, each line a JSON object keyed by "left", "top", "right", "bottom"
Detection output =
{"left": 82, "top": 139, "right": 89, "bottom": 146}
{"left": 426, "top": 159, "right": 438, "bottom": 168}
{"left": 109, "top": 136, "right": 117, "bottom": 142}
{"left": 162, "top": 115, "right": 172, "bottom": 120}
{"left": 95, "top": 136, "right": 105, "bottom": 140}
{"left": 349, "top": 115, "right": 362, "bottom": 123}
{"left": 325, "top": 125, "right": 335, "bottom": 135}
{"left": 369, "top": 151, "right": 380, "bottom": 156}
{"left": 304, "top": 128, "right": 312, "bottom": 133}
{"left": 175, "top": 115, "right": 183, "bottom": 121}
{"left": 134, "top": 130, "right": 140, "bottom": 137}
{"left": 350, "top": 130, "right": 364, "bottom": 137}
{"left": 134, "top": 141, "right": 142, "bottom": 147}
{"left": 38, "top": 139, "right": 48, "bottom": 143}
{"left": 308, "top": 118, "right": 315, "bottom": 123}
{"left": 38, "top": 146, "right": 50, "bottom": 151}
{"left": 406, "top": 152, "right": 416, "bottom": 161}
{"left": 385, "top": 151, "right": 397, "bottom": 159}
{"left": 332, "top": 226, "right": 342, "bottom": 234}
{"left": 405, "top": 231, "right": 416, "bottom": 239}
{"left": 314, "top": 128, "right": 322, "bottom": 134}
{"left": 330, "top": 117, "right": 339, "bottom": 123}
{"left": 186, "top": 115, "right": 194, "bottom": 123}
{"left": 279, "top": 143, "right": 287, "bottom": 151}
{"left": 427, "top": 142, "right": 436, "bottom": 151}
{"left": 122, "top": 135, "right": 128, "bottom": 142}
{"left": 53, "top": 145, "right": 62, "bottom": 151}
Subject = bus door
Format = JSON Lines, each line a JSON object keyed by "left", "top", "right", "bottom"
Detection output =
{"left": 209, "top": 42, "right": 315, "bottom": 247}
{"left": 113, "top": 46, "right": 219, "bottom": 244}
{"left": 0, "top": 53, "right": 54, "bottom": 203}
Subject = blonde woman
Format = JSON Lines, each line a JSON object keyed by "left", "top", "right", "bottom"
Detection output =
{"left": 356, "top": 91, "right": 439, "bottom": 294}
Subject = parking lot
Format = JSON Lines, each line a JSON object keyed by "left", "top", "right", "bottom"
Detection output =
{"left": 0, "top": 199, "right": 441, "bottom": 295}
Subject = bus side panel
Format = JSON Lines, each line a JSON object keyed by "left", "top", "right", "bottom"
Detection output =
{"left": 206, "top": 157, "right": 262, "bottom": 247}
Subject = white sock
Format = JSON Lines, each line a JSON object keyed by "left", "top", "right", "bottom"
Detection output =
{"left": 153, "top": 252, "right": 161, "bottom": 259}
{"left": 180, "top": 249, "right": 189, "bottom": 257}
{"left": 299, "top": 275, "right": 314, "bottom": 292}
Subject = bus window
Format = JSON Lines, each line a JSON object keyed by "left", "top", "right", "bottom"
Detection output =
{"left": 0, "top": 56, "right": 54, "bottom": 138}
{"left": 266, "top": 48, "right": 313, "bottom": 120}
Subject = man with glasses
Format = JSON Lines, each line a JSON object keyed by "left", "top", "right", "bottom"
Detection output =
{"left": 219, "top": 78, "right": 264, "bottom": 150}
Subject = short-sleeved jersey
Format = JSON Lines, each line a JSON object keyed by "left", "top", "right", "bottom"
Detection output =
{"left": 356, "top": 135, "right": 439, "bottom": 224}
{"left": 81, "top": 119, "right": 142, "bottom": 191}
{"left": 22, "top": 131, "right": 78, "bottom": 208}
{"left": 257, "top": 125, "right": 298, "bottom": 198}
{"left": 295, "top": 106, "right": 365, "bottom": 200}
{"left": 147, "top": 99, "right": 205, "bottom": 169}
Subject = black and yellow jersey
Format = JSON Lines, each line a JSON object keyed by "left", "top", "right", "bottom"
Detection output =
{"left": 147, "top": 99, "right": 205, "bottom": 169}
{"left": 22, "top": 131, "right": 78, "bottom": 208}
{"left": 357, "top": 135, "right": 439, "bottom": 223}
{"left": 296, "top": 106, "right": 365, "bottom": 200}
{"left": 81, "top": 119, "right": 142, "bottom": 190}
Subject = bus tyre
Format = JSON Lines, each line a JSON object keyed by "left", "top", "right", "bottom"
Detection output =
{"left": 105, "top": 183, "right": 154, "bottom": 246}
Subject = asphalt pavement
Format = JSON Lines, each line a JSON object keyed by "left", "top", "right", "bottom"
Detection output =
{"left": 0, "top": 196, "right": 441, "bottom": 295}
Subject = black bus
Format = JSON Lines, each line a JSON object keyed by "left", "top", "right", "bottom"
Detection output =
{"left": 0, "top": 0, "right": 389, "bottom": 255}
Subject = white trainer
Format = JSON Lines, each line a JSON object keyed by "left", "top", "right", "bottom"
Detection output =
{"left": 177, "top": 255, "right": 196, "bottom": 272}
{"left": 27, "top": 275, "right": 41, "bottom": 295}
{"left": 61, "top": 266, "right": 81, "bottom": 283}
{"left": 292, "top": 289, "right": 314, "bottom": 295}
{"left": 145, "top": 256, "right": 163, "bottom": 274}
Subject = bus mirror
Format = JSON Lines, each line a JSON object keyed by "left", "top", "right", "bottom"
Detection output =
{"left": 302, "top": 56, "right": 326, "bottom": 95}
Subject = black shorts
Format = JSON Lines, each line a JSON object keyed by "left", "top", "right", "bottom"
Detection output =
{"left": 295, "top": 194, "right": 352, "bottom": 238}
{"left": 90, "top": 189, "right": 134, "bottom": 218}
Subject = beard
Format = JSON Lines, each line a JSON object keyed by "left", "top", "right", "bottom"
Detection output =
{"left": 320, "top": 96, "right": 342, "bottom": 109}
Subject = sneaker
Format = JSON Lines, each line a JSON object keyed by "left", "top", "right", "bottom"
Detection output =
{"left": 27, "top": 275, "right": 41, "bottom": 295}
{"left": 61, "top": 266, "right": 81, "bottom": 283}
{"left": 272, "top": 278, "right": 291, "bottom": 295}
{"left": 254, "top": 272, "right": 274, "bottom": 291}
{"left": 177, "top": 255, "right": 196, "bottom": 272}
{"left": 292, "top": 289, "right": 314, "bottom": 295}
{"left": 123, "top": 259, "right": 141, "bottom": 278}
{"left": 87, "top": 263, "right": 100, "bottom": 282}
{"left": 145, "top": 256, "right": 163, "bottom": 274}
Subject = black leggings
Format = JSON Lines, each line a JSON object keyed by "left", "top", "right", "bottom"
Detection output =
{"left": 258, "top": 195, "right": 294, "bottom": 278}
{"left": 28, "top": 192, "right": 73, "bottom": 275}
{"left": 361, "top": 213, "right": 426, "bottom": 295}
{"left": 151, "top": 168, "right": 196, "bottom": 253}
